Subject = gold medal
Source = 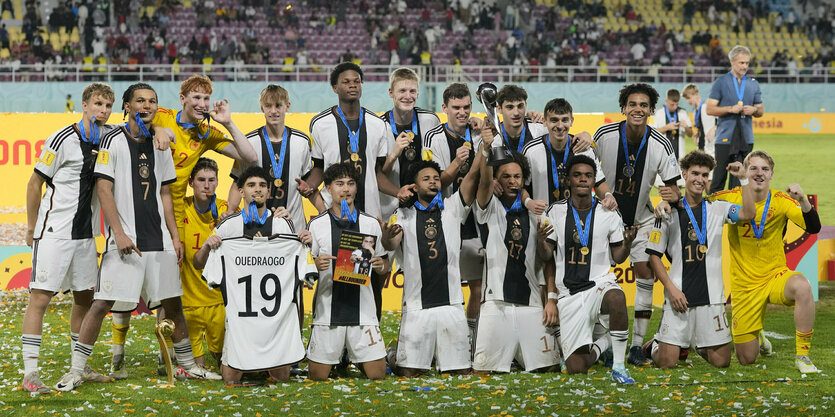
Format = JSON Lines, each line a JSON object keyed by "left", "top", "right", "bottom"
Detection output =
{"left": 405, "top": 131, "right": 415, "bottom": 141}
{"left": 463, "top": 142, "right": 472, "bottom": 148}
{"left": 698, "top": 244, "right": 707, "bottom": 253}
{"left": 737, "top": 101, "right": 743, "bottom": 106}
{"left": 580, "top": 246, "right": 590, "bottom": 256}
{"left": 274, "top": 178, "right": 283, "bottom": 188}
{"left": 553, "top": 189, "right": 561, "bottom": 199}
{"left": 350, "top": 152, "right": 360, "bottom": 162}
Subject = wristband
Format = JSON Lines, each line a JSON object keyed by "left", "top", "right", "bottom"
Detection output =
{"left": 481, "top": 148, "right": 490, "bottom": 158}
{"left": 547, "top": 292, "right": 558, "bottom": 300}
{"left": 739, "top": 178, "right": 749, "bottom": 186}
{"left": 524, "top": 197, "right": 532, "bottom": 208}
{"left": 604, "top": 192, "right": 613, "bottom": 198}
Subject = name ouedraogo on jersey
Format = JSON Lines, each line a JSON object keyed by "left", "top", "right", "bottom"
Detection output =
{"left": 203, "top": 235, "right": 317, "bottom": 371}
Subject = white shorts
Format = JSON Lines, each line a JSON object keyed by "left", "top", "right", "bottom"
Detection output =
{"left": 655, "top": 303, "right": 732, "bottom": 349}
{"left": 307, "top": 324, "right": 386, "bottom": 365}
{"left": 95, "top": 250, "right": 182, "bottom": 307}
{"left": 30, "top": 238, "right": 98, "bottom": 293}
{"left": 558, "top": 274, "right": 623, "bottom": 357}
{"left": 396, "top": 305, "right": 470, "bottom": 372}
{"left": 473, "top": 301, "right": 557, "bottom": 372}
{"left": 459, "top": 238, "right": 484, "bottom": 283}
{"left": 628, "top": 221, "right": 654, "bottom": 264}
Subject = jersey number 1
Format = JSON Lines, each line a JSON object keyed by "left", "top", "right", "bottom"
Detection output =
{"left": 237, "top": 274, "right": 281, "bottom": 318}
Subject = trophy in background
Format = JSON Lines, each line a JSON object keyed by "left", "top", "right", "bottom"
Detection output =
{"left": 476, "top": 83, "right": 513, "bottom": 166}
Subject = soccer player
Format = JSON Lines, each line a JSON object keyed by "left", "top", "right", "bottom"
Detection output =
{"left": 226, "top": 84, "right": 320, "bottom": 229}
{"left": 652, "top": 88, "right": 693, "bottom": 161}
{"left": 172, "top": 158, "right": 229, "bottom": 371}
{"left": 55, "top": 83, "right": 221, "bottom": 392}
{"left": 682, "top": 84, "right": 716, "bottom": 157}
{"left": 194, "top": 165, "right": 304, "bottom": 384}
{"left": 22, "top": 83, "right": 117, "bottom": 393}
{"left": 492, "top": 85, "right": 548, "bottom": 154}
{"left": 708, "top": 150, "right": 822, "bottom": 373}
{"left": 421, "top": 83, "right": 484, "bottom": 346}
{"left": 592, "top": 83, "right": 682, "bottom": 367}
{"left": 645, "top": 151, "right": 754, "bottom": 369}
{"left": 471, "top": 124, "right": 556, "bottom": 373}
{"left": 380, "top": 67, "right": 441, "bottom": 218}
{"left": 538, "top": 155, "right": 638, "bottom": 383}
{"left": 522, "top": 98, "right": 615, "bottom": 208}
{"left": 307, "top": 162, "right": 390, "bottom": 381}
{"left": 379, "top": 144, "right": 485, "bottom": 376}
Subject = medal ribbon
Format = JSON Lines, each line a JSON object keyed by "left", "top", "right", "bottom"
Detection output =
{"left": 695, "top": 99, "right": 703, "bottom": 129}
{"left": 502, "top": 192, "right": 523, "bottom": 213}
{"left": 194, "top": 194, "right": 219, "bottom": 220}
{"left": 126, "top": 111, "right": 152, "bottom": 138}
{"left": 546, "top": 137, "right": 571, "bottom": 196}
{"left": 78, "top": 116, "right": 99, "bottom": 144}
{"left": 241, "top": 200, "right": 269, "bottom": 225}
{"left": 501, "top": 122, "right": 527, "bottom": 152}
{"left": 682, "top": 197, "right": 707, "bottom": 246}
{"left": 664, "top": 106, "right": 678, "bottom": 124}
{"left": 570, "top": 198, "right": 596, "bottom": 248}
{"left": 176, "top": 110, "right": 210, "bottom": 140}
{"left": 332, "top": 198, "right": 358, "bottom": 224}
{"left": 750, "top": 190, "right": 771, "bottom": 241}
{"left": 336, "top": 105, "right": 364, "bottom": 155}
{"left": 445, "top": 123, "right": 471, "bottom": 146}
{"left": 389, "top": 109, "right": 418, "bottom": 138}
{"left": 414, "top": 192, "right": 444, "bottom": 211}
{"left": 620, "top": 123, "right": 648, "bottom": 178}
{"left": 262, "top": 126, "right": 288, "bottom": 187}
{"left": 731, "top": 71, "right": 747, "bottom": 104}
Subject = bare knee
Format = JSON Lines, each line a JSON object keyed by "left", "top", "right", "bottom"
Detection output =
{"left": 787, "top": 276, "right": 813, "bottom": 303}
{"left": 709, "top": 356, "right": 731, "bottom": 368}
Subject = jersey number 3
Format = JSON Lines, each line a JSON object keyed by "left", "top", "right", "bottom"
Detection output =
{"left": 237, "top": 274, "right": 281, "bottom": 318}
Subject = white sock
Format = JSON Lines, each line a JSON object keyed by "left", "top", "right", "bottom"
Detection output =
{"left": 610, "top": 330, "right": 629, "bottom": 369}
{"left": 22, "top": 334, "right": 41, "bottom": 375}
{"left": 591, "top": 333, "right": 612, "bottom": 362}
{"left": 71, "top": 342, "right": 94, "bottom": 374}
{"left": 70, "top": 332, "right": 79, "bottom": 353}
{"left": 631, "top": 278, "right": 654, "bottom": 347}
{"left": 173, "top": 339, "right": 195, "bottom": 369}
{"left": 111, "top": 343, "right": 125, "bottom": 357}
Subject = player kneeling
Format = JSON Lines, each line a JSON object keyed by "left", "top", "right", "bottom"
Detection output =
{"left": 197, "top": 166, "right": 317, "bottom": 385}
{"left": 539, "top": 155, "right": 637, "bottom": 384}
{"left": 646, "top": 151, "right": 754, "bottom": 368}
{"left": 307, "top": 163, "right": 390, "bottom": 380}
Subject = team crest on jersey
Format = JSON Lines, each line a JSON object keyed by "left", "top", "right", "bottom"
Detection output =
{"left": 97, "top": 150, "right": 109, "bottom": 165}
{"left": 424, "top": 218, "right": 438, "bottom": 240}
{"left": 511, "top": 219, "right": 523, "bottom": 241}
{"left": 687, "top": 226, "right": 698, "bottom": 241}
{"left": 139, "top": 163, "right": 150, "bottom": 179}
{"left": 572, "top": 230, "right": 581, "bottom": 244}
{"left": 40, "top": 150, "right": 56, "bottom": 166}
{"left": 189, "top": 139, "right": 200, "bottom": 150}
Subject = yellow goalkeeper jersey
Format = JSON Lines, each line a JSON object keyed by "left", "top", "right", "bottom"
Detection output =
{"left": 708, "top": 187, "right": 806, "bottom": 291}
{"left": 179, "top": 196, "right": 230, "bottom": 307}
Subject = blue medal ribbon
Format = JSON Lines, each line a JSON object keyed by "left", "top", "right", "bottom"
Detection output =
{"left": 664, "top": 106, "right": 678, "bottom": 124}
{"left": 194, "top": 194, "right": 219, "bottom": 220}
{"left": 731, "top": 71, "right": 747, "bottom": 104}
{"left": 501, "top": 122, "right": 527, "bottom": 152}
{"left": 241, "top": 200, "right": 269, "bottom": 225}
{"left": 262, "top": 126, "right": 288, "bottom": 187}
{"left": 695, "top": 99, "right": 703, "bottom": 129}
{"left": 445, "top": 123, "right": 471, "bottom": 146}
{"left": 414, "top": 192, "right": 444, "bottom": 211}
{"left": 620, "top": 123, "right": 648, "bottom": 178}
{"left": 126, "top": 111, "right": 152, "bottom": 138}
{"left": 682, "top": 197, "right": 707, "bottom": 246}
{"left": 750, "top": 190, "right": 771, "bottom": 241}
{"left": 336, "top": 106, "right": 364, "bottom": 155}
{"left": 78, "top": 116, "right": 99, "bottom": 145}
{"left": 502, "top": 192, "right": 523, "bottom": 213}
{"left": 330, "top": 198, "right": 358, "bottom": 224}
{"left": 176, "top": 110, "right": 210, "bottom": 140}
{"left": 546, "top": 137, "right": 571, "bottom": 197}
{"left": 570, "top": 198, "right": 596, "bottom": 248}
{"left": 389, "top": 109, "right": 418, "bottom": 138}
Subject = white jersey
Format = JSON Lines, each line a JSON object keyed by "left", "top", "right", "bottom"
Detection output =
{"left": 230, "top": 126, "right": 313, "bottom": 231}
{"left": 392, "top": 193, "right": 470, "bottom": 311}
{"left": 490, "top": 120, "right": 548, "bottom": 154}
{"left": 474, "top": 196, "right": 543, "bottom": 307}
{"left": 593, "top": 121, "right": 681, "bottom": 226}
{"left": 380, "top": 108, "right": 441, "bottom": 217}
{"left": 33, "top": 123, "right": 118, "bottom": 240}
{"left": 309, "top": 106, "right": 388, "bottom": 218}
{"left": 544, "top": 199, "right": 625, "bottom": 296}
{"left": 522, "top": 134, "right": 606, "bottom": 205}
{"left": 308, "top": 210, "right": 386, "bottom": 326}
{"left": 203, "top": 236, "right": 315, "bottom": 371}
{"left": 214, "top": 208, "right": 295, "bottom": 239}
{"left": 94, "top": 126, "right": 176, "bottom": 252}
{"left": 646, "top": 199, "right": 739, "bottom": 307}
{"left": 652, "top": 107, "right": 691, "bottom": 160}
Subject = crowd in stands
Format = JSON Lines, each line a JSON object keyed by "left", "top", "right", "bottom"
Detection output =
{"left": 0, "top": 0, "right": 832, "bottom": 81}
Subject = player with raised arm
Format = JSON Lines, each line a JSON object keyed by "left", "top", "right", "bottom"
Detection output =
{"left": 644, "top": 150, "right": 754, "bottom": 368}
{"left": 380, "top": 67, "right": 441, "bottom": 218}
{"left": 306, "top": 163, "right": 390, "bottom": 380}
{"left": 592, "top": 83, "right": 682, "bottom": 367}
{"left": 55, "top": 83, "right": 221, "bottom": 392}
{"left": 708, "top": 150, "right": 822, "bottom": 373}
{"left": 538, "top": 155, "right": 638, "bottom": 383}
{"left": 21, "top": 83, "right": 117, "bottom": 393}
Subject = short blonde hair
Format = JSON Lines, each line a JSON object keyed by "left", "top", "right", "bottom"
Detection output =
{"left": 744, "top": 150, "right": 775, "bottom": 170}
{"left": 180, "top": 74, "right": 213, "bottom": 96}
{"left": 259, "top": 84, "right": 290, "bottom": 107}
{"left": 82, "top": 82, "right": 115, "bottom": 103}
{"left": 389, "top": 67, "right": 419, "bottom": 90}
{"left": 681, "top": 84, "right": 699, "bottom": 99}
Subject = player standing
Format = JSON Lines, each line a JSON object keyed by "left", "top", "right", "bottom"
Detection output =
{"left": 682, "top": 84, "right": 716, "bottom": 157}
{"left": 652, "top": 88, "right": 693, "bottom": 161}
{"left": 592, "top": 83, "right": 682, "bottom": 367}
{"left": 709, "top": 150, "right": 822, "bottom": 373}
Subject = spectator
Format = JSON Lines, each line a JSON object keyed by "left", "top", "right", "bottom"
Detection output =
{"left": 630, "top": 41, "right": 646, "bottom": 64}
